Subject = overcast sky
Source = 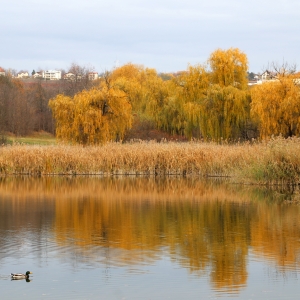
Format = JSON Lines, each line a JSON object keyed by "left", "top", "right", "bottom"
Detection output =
{"left": 1, "top": 0, "right": 299, "bottom": 73}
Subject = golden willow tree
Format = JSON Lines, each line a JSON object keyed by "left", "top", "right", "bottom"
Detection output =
{"left": 49, "top": 83, "right": 132, "bottom": 145}
{"left": 145, "top": 73, "right": 183, "bottom": 135}
{"left": 110, "top": 63, "right": 168, "bottom": 115}
{"left": 174, "top": 65, "right": 210, "bottom": 137}
{"left": 109, "top": 63, "right": 144, "bottom": 112}
{"left": 166, "top": 48, "right": 250, "bottom": 140}
{"left": 197, "top": 85, "right": 248, "bottom": 140}
{"left": 110, "top": 63, "right": 172, "bottom": 133}
{"left": 203, "top": 48, "right": 249, "bottom": 140}
{"left": 251, "top": 74, "right": 300, "bottom": 138}
{"left": 49, "top": 63, "right": 169, "bottom": 144}
{"left": 209, "top": 47, "right": 249, "bottom": 90}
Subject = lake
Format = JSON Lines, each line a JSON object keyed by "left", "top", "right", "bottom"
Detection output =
{"left": 0, "top": 176, "right": 300, "bottom": 299}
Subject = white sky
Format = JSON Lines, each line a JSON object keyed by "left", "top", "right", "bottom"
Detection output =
{"left": 1, "top": 0, "right": 299, "bottom": 73}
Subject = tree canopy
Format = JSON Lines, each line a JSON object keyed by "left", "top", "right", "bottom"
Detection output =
{"left": 148, "top": 49, "right": 250, "bottom": 141}
{"left": 251, "top": 74, "right": 300, "bottom": 138}
{"left": 47, "top": 48, "right": 300, "bottom": 144}
{"left": 209, "top": 48, "right": 248, "bottom": 90}
{"left": 49, "top": 83, "right": 132, "bottom": 145}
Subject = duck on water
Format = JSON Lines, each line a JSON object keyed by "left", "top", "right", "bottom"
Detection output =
{"left": 11, "top": 271, "right": 32, "bottom": 281}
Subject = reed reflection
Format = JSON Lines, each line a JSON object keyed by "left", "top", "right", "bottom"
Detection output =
{"left": 0, "top": 176, "right": 300, "bottom": 292}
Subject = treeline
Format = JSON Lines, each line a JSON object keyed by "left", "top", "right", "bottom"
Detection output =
{"left": 50, "top": 48, "right": 300, "bottom": 144}
{"left": 0, "top": 76, "right": 54, "bottom": 136}
{"left": 0, "top": 65, "right": 99, "bottom": 137}
{"left": 2, "top": 48, "right": 300, "bottom": 143}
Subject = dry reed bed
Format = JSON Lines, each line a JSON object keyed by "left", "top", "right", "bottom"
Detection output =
{"left": 1, "top": 137, "right": 300, "bottom": 183}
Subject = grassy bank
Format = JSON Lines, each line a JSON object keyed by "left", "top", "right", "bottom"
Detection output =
{"left": 6, "top": 131, "right": 56, "bottom": 145}
{"left": 0, "top": 137, "right": 300, "bottom": 184}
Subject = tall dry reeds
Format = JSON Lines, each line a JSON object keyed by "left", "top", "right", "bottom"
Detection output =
{"left": 1, "top": 137, "right": 300, "bottom": 184}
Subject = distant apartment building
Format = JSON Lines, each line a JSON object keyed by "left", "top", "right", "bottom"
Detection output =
{"left": 88, "top": 72, "right": 99, "bottom": 81}
{"left": 44, "top": 70, "right": 61, "bottom": 80}
{"left": 0, "top": 67, "right": 5, "bottom": 76}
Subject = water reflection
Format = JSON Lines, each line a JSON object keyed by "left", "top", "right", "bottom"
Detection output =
{"left": 0, "top": 176, "right": 300, "bottom": 294}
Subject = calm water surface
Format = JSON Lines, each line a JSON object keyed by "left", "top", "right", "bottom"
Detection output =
{"left": 0, "top": 176, "right": 300, "bottom": 299}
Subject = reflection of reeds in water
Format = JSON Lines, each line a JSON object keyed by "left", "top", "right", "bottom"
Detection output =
{"left": 0, "top": 176, "right": 248, "bottom": 201}
{"left": 1, "top": 137, "right": 300, "bottom": 183}
{"left": 1, "top": 175, "right": 296, "bottom": 202}
{"left": 1, "top": 177, "right": 300, "bottom": 292}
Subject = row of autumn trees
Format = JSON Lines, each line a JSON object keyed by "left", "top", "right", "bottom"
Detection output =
{"left": 50, "top": 48, "right": 300, "bottom": 144}
{"left": 1, "top": 48, "right": 300, "bottom": 143}
{"left": 50, "top": 48, "right": 253, "bottom": 144}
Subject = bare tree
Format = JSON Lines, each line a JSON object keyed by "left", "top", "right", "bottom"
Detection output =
{"left": 62, "top": 63, "right": 98, "bottom": 96}
{"left": 262, "top": 61, "right": 297, "bottom": 77}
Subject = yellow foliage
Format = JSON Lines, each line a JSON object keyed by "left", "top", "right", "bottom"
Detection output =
{"left": 49, "top": 86, "right": 132, "bottom": 145}
{"left": 49, "top": 48, "right": 252, "bottom": 142}
{"left": 251, "top": 75, "right": 300, "bottom": 138}
{"left": 209, "top": 48, "right": 248, "bottom": 90}
{"left": 199, "top": 85, "right": 249, "bottom": 140}
{"left": 170, "top": 63, "right": 249, "bottom": 140}
{"left": 151, "top": 65, "right": 210, "bottom": 137}
{"left": 110, "top": 64, "right": 172, "bottom": 134}
{"left": 110, "top": 63, "right": 168, "bottom": 116}
{"left": 178, "top": 64, "right": 210, "bottom": 102}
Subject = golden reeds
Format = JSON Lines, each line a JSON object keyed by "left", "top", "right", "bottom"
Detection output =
{"left": 1, "top": 137, "right": 300, "bottom": 184}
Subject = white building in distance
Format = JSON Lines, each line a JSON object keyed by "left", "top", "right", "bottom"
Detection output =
{"left": 63, "top": 72, "right": 76, "bottom": 80}
{"left": 44, "top": 70, "right": 61, "bottom": 80}
{"left": 17, "top": 71, "right": 29, "bottom": 78}
{"left": 33, "top": 71, "right": 44, "bottom": 79}
{"left": 88, "top": 72, "right": 99, "bottom": 81}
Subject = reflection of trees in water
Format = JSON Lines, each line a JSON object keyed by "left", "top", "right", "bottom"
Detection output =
{"left": 54, "top": 197, "right": 251, "bottom": 292}
{"left": 1, "top": 176, "right": 300, "bottom": 292}
{"left": 251, "top": 202, "right": 300, "bottom": 268}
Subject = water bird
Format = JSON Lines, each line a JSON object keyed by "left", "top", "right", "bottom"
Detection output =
{"left": 11, "top": 271, "right": 32, "bottom": 280}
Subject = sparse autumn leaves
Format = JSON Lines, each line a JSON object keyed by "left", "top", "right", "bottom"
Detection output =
{"left": 49, "top": 48, "right": 300, "bottom": 144}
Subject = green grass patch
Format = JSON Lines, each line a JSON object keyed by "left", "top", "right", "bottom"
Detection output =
{"left": 7, "top": 132, "right": 56, "bottom": 145}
